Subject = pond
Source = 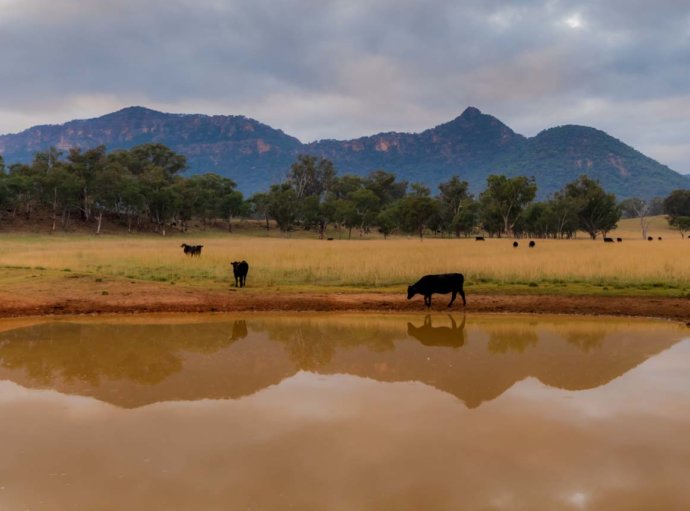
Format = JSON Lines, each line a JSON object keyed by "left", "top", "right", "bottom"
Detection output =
{"left": 0, "top": 313, "right": 688, "bottom": 510}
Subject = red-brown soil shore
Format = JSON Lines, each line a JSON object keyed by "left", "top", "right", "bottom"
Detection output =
{"left": 0, "top": 281, "right": 687, "bottom": 323}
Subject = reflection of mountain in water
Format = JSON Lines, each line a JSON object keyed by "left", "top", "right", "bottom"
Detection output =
{"left": 0, "top": 316, "right": 683, "bottom": 408}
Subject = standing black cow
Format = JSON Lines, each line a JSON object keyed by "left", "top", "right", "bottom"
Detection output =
{"left": 513, "top": 241, "right": 519, "bottom": 248}
{"left": 181, "top": 243, "right": 203, "bottom": 257}
{"left": 407, "top": 273, "right": 466, "bottom": 308}
{"left": 231, "top": 260, "right": 249, "bottom": 287}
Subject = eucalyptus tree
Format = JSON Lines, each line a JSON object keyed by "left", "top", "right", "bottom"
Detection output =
{"left": 620, "top": 197, "right": 652, "bottom": 239}
{"left": 66, "top": 145, "right": 107, "bottom": 222}
{"left": 545, "top": 191, "right": 580, "bottom": 238}
{"left": 5, "top": 164, "right": 39, "bottom": 219}
{"left": 249, "top": 192, "right": 271, "bottom": 230}
{"left": 663, "top": 189, "right": 690, "bottom": 237}
{"left": 348, "top": 188, "right": 381, "bottom": 236}
{"left": 479, "top": 175, "right": 537, "bottom": 237}
{"left": 438, "top": 176, "right": 471, "bottom": 236}
{"left": 219, "top": 182, "right": 245, "bottom": 232}
{"left": 266, "top": 183, "right": 300, "bottom": 233}
{"left": 376, "top": 202, "right": 401, "bottom": 239}
{"left": 563, "top": 175, "right": 621, "bottom": 239}
{"left": 365, "top": 170, "right": 407, "bottom": 206}
{"left": 451, "top": 198, "right": 480, "bottom": 237}
{"left": 287, "top": 154, "right": 336, "bottom": 199}
{"left": 398, "top": 184, "right": 439, "bottom": 240}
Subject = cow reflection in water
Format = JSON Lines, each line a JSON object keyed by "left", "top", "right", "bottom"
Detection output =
{"left": 230, "top": 320, "right": 248, "bottom": 341}
{"left": 407, "top": 314, "right": 466, "bottom": 348}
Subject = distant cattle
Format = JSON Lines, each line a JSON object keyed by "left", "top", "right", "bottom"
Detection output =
{"left": 616, "top": 238, "right": 623, "bottom": 242}
{"left": 407, "top": 273, "right": 466, "bottom": 308}
{"left": 529, "top": 240, "right": 536, "bottom": 248}
{"left": 603, "top": 237, "right": 614, "bottom": 243}
{"left": 181, "top": 243, "right": 203, "bottom": 257}
{"left": 231, "top": 260, "right": 249, "bottom": 288}
{"left": 513, "top": 241, "right": 519, "bottom": 248}
{"left": 648, "top": 236, "right": 653, "bottom": 241}
{"left": 658, "top": 237, "right": 663, "bottom": 240}
{"left": 475, "top": 236, "right": 485, "bottom": 241}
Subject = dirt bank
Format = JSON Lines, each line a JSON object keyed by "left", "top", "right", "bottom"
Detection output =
{"left": 0, "top": 280, "right": 687, "bottom": 323}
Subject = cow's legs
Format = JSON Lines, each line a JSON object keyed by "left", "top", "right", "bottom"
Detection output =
{"left": 459, "top": 288, "right": 466, "bottom": 306}
{"left": 448, "top": 291, "right": 456, "bottom": 307}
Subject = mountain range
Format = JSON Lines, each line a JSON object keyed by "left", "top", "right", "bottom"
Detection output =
{"left": 1, "top": 106, "right": 688, "bottom": 199}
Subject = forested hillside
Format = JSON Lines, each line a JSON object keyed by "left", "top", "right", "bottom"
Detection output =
{"left": 0, "top": 106, "right": 688, "bottom": 199}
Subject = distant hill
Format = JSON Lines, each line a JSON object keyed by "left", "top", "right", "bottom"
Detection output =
{"left": 1, "top": 106, "right": 688, "bottom": 199}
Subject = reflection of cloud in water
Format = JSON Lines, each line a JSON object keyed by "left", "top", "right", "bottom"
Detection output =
{"left": 1, "top": 355, "right": 690, "bottom": 511}
{"left": 0, "top": 315, "right": 684, "bottom": 409}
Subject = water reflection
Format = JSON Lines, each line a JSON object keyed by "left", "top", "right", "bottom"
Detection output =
{"left": 407, "top": 314, "right": 465, "bottom": 347}
{"left": 0, "top": 314, "right": 684, "bottom": 408}
{"left": 0, "top": 314, "right": 688, "bottom": 511}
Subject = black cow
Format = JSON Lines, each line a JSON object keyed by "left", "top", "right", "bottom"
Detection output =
{"left": 231, "top": 260, "right": 249, "bottom": 287}
{"left": 513, "top": 241, "right": 519, "bottom": 248}
{"left": 407, "top": 273, "right": 466, "bottom": 308}
{"left": 658, "top": 236, "right": 663, "bottom": 241}
{"left": 181, "top": 243, "right": 203, "bottom": 256}
{"left": 648, "top": 236, "right": 653, "bottom": 241}
{"left": 475, "top": 236, "right": 485, "bottom": 241}
{"left": 529, "top": 240, "right": 536, "bottom": 248}
{"left": 616, "top": 238, "right": 623, "bottom": 242}
{"left": 603, "top": 237, "right": 614, "bottom": 243}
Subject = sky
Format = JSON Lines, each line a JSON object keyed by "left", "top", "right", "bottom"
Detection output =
{"left": 1, "top": 0, "right": 689, "bottom": 173}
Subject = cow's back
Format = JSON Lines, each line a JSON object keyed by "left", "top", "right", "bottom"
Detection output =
{"left": 415, "top": 273, "right": 463, "bottom": 294}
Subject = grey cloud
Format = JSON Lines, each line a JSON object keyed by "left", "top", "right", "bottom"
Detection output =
{"left": 0, "top": 0, "right": 689, "bottom": 171}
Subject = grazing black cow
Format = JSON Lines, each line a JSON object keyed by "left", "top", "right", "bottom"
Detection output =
{"left": 603, "top": 237, "right": 614, "bottom": 243}
{"left": 616, "top": 238, "right": 623, "bottom": 242}
{"left": 648, "top": 236, "right": 653, "bottom": 241}
{"left": 407, "top": 314, "right": 466, "bottom": 348}
{"left": 231, "top": 260, "right": 249, "bottom": 287}
{"left": 407, "top": 273, "right": 466, "bottom": 308}
{"left": 513, "top": 241, "right": 519, "bottom": 248}
{"left": 529, "top": 240, "right": 536, "bottom": 248}
{"left": 475, "top": 236, "right": 485, "bottom": 241}
{"left": 181, "top": 243, "right": 203, "bottom": 256}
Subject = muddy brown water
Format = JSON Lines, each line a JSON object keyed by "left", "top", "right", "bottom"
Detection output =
{"left": 0, "top": 313, "right": 688, "bottom": 510}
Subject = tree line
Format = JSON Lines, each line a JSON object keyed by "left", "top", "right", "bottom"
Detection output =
{"left": 0, "top": 145, "right": 688, "bottom": 238}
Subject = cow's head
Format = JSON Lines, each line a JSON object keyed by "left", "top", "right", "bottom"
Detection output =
{"left": 407, "top": 285, "right": 416, "bottom": 300}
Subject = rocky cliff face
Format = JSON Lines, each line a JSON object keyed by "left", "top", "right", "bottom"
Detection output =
{"left": 1, "top": 106, "right": 687, "bottom": 198}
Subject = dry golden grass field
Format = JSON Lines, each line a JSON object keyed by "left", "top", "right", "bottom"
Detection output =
{"left": 0, "top": 216, "right": 687, "bottom": 298}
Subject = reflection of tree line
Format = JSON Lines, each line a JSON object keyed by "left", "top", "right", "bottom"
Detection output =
{"left": 0, "top": 317, "right": 669, "bottom": 402}
{"left": 251, "top": 319, "right": 400, "bottom": 371}
{"left": 0, "top": 322, "right": 244, "bottom": 385}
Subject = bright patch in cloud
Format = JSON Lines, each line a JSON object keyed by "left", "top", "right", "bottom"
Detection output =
{"left": 564, "top": 14, "right": 583, "bottom": 29}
